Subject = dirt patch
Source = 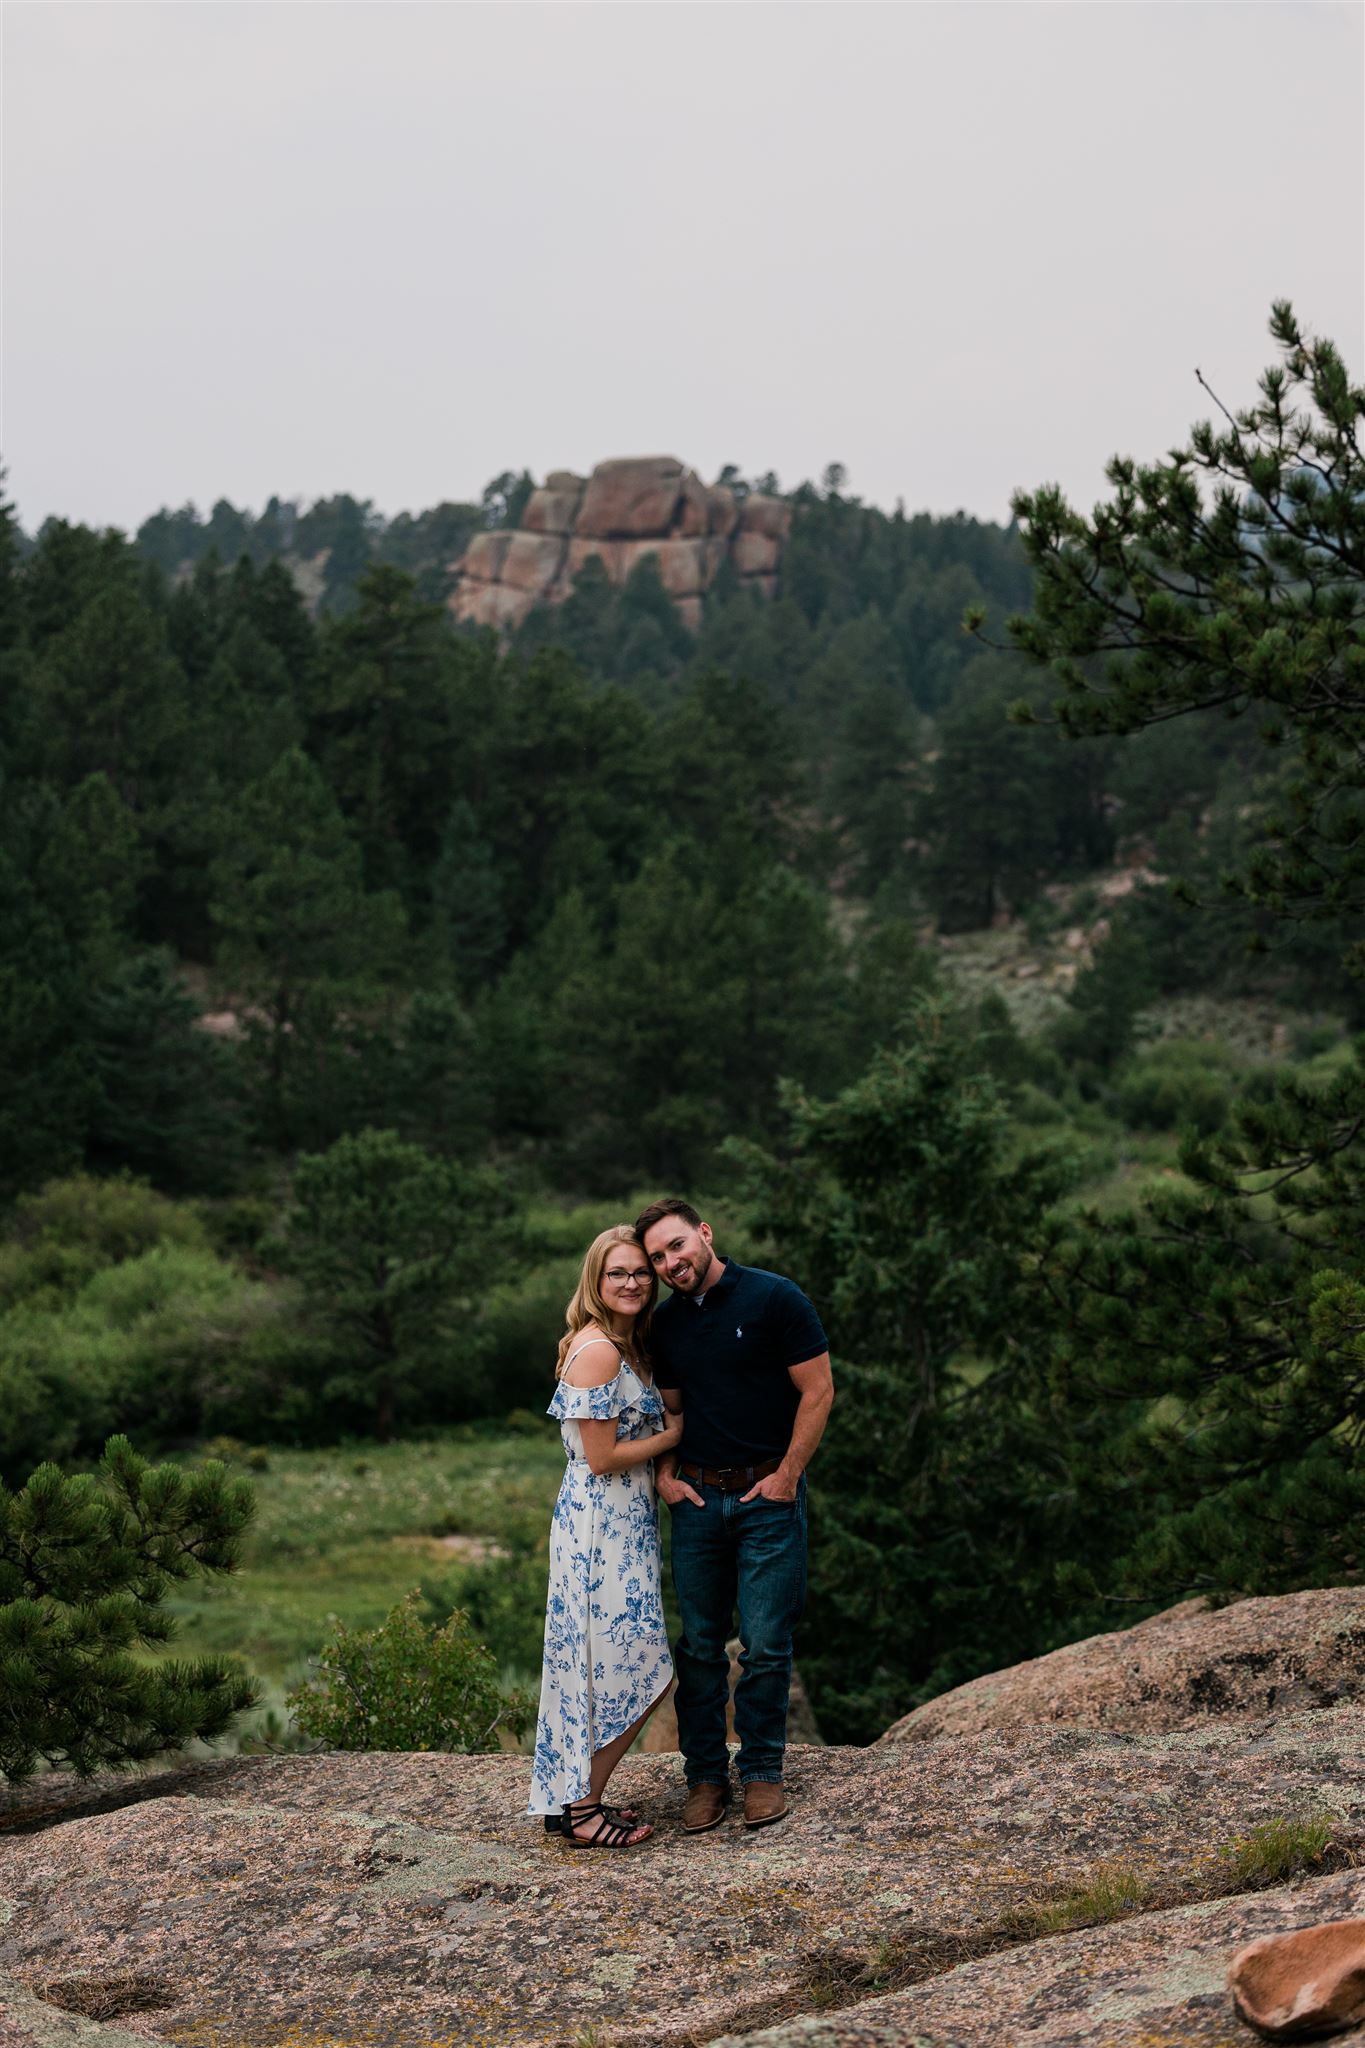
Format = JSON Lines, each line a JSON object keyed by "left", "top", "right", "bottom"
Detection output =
{"left": 24, "top": 1971, "right": 176, "bottom": 2019}
{"left": 394, "top": 1531, "right": 510, "bottom": 1564}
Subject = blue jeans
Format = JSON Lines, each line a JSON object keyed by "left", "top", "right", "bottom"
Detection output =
{"left": 667, "top": 1477, "right": 807, "bottom": 1786}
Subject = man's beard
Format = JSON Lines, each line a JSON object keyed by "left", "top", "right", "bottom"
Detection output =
{"left": 667, "top": 1250, "right": 713, "bottom": 1296}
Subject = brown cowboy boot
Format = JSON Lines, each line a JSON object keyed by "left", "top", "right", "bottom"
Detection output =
{"left": 682, "top": 1781, "right": 730, "bottom": 1833}
{"left": 743, "top": 1780, "right": 788, "bottom": 1828}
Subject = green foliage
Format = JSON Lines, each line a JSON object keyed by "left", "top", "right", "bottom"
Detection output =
{"left": 916, "top": 663, "right": 1114, "bottom": 929}
{"left": 430, "top": 799, "right": 506, "bottom": 994}
{"left": 1051, "top": 924, "right": 1159, "bottom": 1077}
{"left": 283, "top": 1129, "right": 513, "bottom": 1438}
{"left": 209, "top": 747, "right": 407, "bottom": 1145}
{"left": 0, "top": 1172, "right": 204, "bottom": 1307}
{"left": 988, "top": 310, "right": 1365, "bottom": 1620}
{"left": 1113, "top": 1041, "right": 1236, "bottom": 1137}
{"left": 159, "top": 1431, "right": 565, "bottom": 1703}
{"left": 286, "top": 1590, "right": 531, "bottom": 1752}
{"left": 1039, "top": 1044, "right": 1365, "bottom": 1599}
{"left": 0, "top": 1435, "right": 257, "bottom": 1781}
{"left": 0, "top": 774, "right": 143, "bottom": 1197}
{"left": 1006, "top": 302, "right": 1365, "bottom": 968}
{"left": 84, "top": 950, "right": 243, "bottom": 1190}
{"left": 727, "top": 998, "right": 1087, "bottom": 1737}
{"left": 0, "top": 1176, "right": 327, "bottom": 1478}
{"left": 1219, "top": 1814, "right": 1334, "bottom": 1887}
{"left": 455, "top": 1546, "right": 553, "bottom": 1679}
{"left": 1006, "top": 1863, "right": 1149, "bottom": 1936}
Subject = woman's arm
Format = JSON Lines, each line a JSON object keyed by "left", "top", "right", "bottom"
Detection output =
{"left": 579, "top": 1410, "right": 683, "bottom": 1477}
{"left": 561, "top": 1332, "right": 683, "bottom": 1477}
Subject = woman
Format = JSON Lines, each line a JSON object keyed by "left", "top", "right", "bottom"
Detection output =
{"left": 527, "top": 1224, "right": 681, "bottom": 1847}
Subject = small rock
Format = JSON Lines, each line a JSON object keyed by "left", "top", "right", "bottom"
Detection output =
{"left": 1229, "top": 1916, "right": 1365, "bottom": 2040}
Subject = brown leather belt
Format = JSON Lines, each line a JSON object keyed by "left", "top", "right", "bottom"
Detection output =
{"left": 680, "top": 1456, "right": 782, "bottom": 1493}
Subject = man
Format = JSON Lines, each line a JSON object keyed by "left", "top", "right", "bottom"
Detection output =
{"left": 635, "top": 1197, "right": 833, "bottom": 1832}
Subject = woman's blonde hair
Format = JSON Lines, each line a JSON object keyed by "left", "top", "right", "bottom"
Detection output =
{"left": 555, "top": 1225, "right": 656, "bottom": 1377}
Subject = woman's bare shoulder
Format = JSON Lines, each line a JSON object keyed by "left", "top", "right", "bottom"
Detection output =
{"left": 561, "top": 1327, "right": 624, "bottom": 1388}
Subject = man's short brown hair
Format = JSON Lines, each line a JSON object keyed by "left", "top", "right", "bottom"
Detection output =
{"left": 634, "top": 1197, "right": 703, "bottom": 1241}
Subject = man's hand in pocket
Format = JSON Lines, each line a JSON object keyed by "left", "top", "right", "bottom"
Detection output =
{"left": 657, "top": 1470, "right": 704, "bottom": 1507}
{"left": 740, "top": 1468, "right": 797, "bottom": 1504}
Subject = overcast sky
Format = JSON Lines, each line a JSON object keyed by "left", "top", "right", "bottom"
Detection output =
{"left": 5, "top": 1, "right": 1363, "bottom": 538}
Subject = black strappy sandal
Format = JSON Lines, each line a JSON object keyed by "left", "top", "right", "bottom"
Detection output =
{"left": 560, "top": 1799, "right": 652, "bottom": 1848}
{"left": 544, "top": 1801, "right": 642, "bottom": 1835}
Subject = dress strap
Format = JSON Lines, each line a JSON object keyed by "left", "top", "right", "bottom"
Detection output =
{"left": 562, "top": 1335, "right": 621, "bottom": 1375}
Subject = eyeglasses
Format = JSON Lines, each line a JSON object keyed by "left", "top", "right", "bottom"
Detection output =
{"left": 604, "top": 1269, "right": 652, "bottom": 1288}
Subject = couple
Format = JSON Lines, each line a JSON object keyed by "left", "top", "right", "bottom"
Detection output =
{"left": 526, "top": 1198, "right": 834, "bottom": 1848}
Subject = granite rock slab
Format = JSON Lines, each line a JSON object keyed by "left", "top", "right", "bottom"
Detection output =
{"left": 1, "top": 1705, "right": 1361, "bottom": 2048}
{"left": 708, "top": 1870, "right": 1365, "bottom": 2047}
{"left": 883, "top": 1589, "right": 1365, "bottom": 1744}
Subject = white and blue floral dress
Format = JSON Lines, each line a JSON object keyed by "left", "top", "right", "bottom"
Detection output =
{"left": 526, "top": 1350, "right": 674, "bottom": 1817}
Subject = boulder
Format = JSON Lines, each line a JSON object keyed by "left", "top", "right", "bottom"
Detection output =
{"left": 521, "top": 484, "right": 582, "bottom": 537}
{"left": 457, "top": 530, "right": 513, "bottom": 585}
{"left": 2, "top": 1703, "right": 1362, "bottom": 2048}
{"left": 564, "top": 535, "right": 626, "bottom": 584}
{"left": 617, "top": 537, "right": 722, "bottom": 598}
{"left": 1230, "top": 1916, "right": 1365, "bottom": 2040}
{"left": 674, "top": 469, "right": 711, "bottom": 538}
{"left": 739, "top": 492, "right": 793, "bottom": 541}
{"left": 450, "top": 581, "right": 538, "bottom": 632}
{"left": 707, "top": 484, "right": 740, "bottom": 539}
{"left": 577, "top": 456, "right": 685, "bottom": 538}
{"left": 675, "top": 594, "right": 703, "bottom": 635}
{"left": 498, "top": 531, "right": 567, "bottom": 594}
{"left": 880, "top": 1589, "right": 1365, "bottom": 1744}
{"left": 732, "top": 529, "right": 783, "bottom": 578}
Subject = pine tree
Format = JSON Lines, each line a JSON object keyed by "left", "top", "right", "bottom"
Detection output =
{"left": 430, "top": 800, "right": 506, "bottom": 994}
{"left": 1038, "top": 1047, "right": 1365, "bottom": 1601}
{"left": 209, "top": 747, "right": 407, "bottom": 1143}
{"left": 0, "top": 1436, "right": 257, "bottom": 1782}
{"left": 726, "top": 998, "right": 1082, "bottom": 1736}
{"left": 999, "top": 301, "right": 1365, "bottom": 967}
{"left": 998, "top": 305, "right": 1365, "bottom": 1606}
{"left": 284, "top": 1128, "right": 511, "bottom": 1439}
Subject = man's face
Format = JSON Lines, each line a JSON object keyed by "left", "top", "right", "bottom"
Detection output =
{"left": 643, "top": 1216, "right": 717, "bottom": 1296}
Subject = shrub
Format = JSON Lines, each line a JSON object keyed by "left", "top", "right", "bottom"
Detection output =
{"left": 287, "top": 1591, "right": 533, "bottom": 1753}
{"left": 0, "top": 1233, "right": 324, "bottom": 1479}
{"left": 455, "top": 1545, "right": 551, "bottom": 1677}
{"left": 1115, "top": 1042, "right": 1236, "bottom": 1137}
{"left": 0, "top": 1435, "right": 258, "bottom": 1782}
{"left": 0, "top": 1173, "right": 204, "bottom": 1312}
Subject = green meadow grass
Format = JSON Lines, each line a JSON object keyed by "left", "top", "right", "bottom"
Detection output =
{"left": 165, "top": 1430, "right": 566, "bottom": 1724}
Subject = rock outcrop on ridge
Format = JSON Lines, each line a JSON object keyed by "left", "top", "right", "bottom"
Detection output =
{"left": 2, "top": 1702, "right": 1363, "bottom": 2048}
{"left": 710, "top": 1873, "right": 1365, "bottom": 2047}
{"left": 448, "top": 456, "right": 791, "bottom": 634}
{"left": 880, "top": 1587, "right": 1365, "bottom": 1745}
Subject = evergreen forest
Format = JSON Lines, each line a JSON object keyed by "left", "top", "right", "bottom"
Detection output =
{"left": 3, "top": 303, "right": 1362, "bottom": 1757}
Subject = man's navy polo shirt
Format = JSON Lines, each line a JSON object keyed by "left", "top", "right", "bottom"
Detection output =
{"left": 650, "top": 1260, "right": 827, "bottom": 1468}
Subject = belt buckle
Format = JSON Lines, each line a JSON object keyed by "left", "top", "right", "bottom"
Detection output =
{"left": 716, "top": 1465, "right": 745, "bottom": 1493}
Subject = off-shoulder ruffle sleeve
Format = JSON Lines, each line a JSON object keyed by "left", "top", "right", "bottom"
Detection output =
{"left": 547, "top": 1370, "right": 630, "bottom": 1423}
